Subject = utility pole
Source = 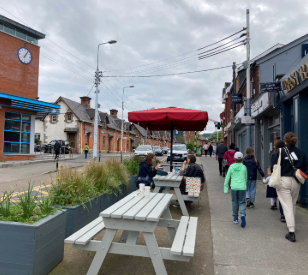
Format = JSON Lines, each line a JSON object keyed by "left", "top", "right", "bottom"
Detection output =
{"left": 246, "top": 9, "right": 251, "bottom": 147}
{"left": 232, "top": 62, "right": 237, "bottom": 144}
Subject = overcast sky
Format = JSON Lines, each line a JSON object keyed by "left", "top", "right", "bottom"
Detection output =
{"left": 1, "top": 0, "right": 308, "bottom": 132}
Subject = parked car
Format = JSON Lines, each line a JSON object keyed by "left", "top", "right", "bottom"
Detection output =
{"left": 162, "top": 147, "right": 169, "bottom": 154}
{"left": 152, "top": 146, "right": 163, "bottom": 156}
{"left": 167, "top": 144, "right": 188, "bottom": 162}
{"left": 133, "top": 145, "right": 154, "bottom": 157}
{"left": 44, "top": 140, "right": 71, "bottom": 154}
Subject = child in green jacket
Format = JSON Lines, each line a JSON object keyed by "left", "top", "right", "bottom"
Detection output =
{"left": 224, "top": 152, "right": 247, "bottom": 227}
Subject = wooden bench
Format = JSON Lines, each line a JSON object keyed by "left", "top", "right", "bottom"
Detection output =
{"left": 65, "top": 217, "right": 105, "bottom": 246}
{"left": 170, "top": 216, "right": 198, "bottom": 257}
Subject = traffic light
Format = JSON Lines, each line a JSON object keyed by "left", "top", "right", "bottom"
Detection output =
{"left": 216, "top": 124, "right": 221, "bottom": 130}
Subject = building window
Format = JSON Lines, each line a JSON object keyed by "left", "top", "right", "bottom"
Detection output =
{"left": 52, "top": 115, "right": 57, "bottom": 123}
{"left": 67, "top": 114, "right": 71, "bottom": 122}
{"left": 35, "top": 133, "right": 40, "bottom": 140}
{"left": 4, "top": 111, "right": 31, "bottom": 154}
{"left": 103, "top": 136, "right": 106, "bottom": 146}
{"left": 1, "top": 24, "right": 38, "bottom": 45}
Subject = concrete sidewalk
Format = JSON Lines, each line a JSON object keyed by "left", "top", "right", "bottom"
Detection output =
{"left": 202, "top": 157, "right": 308, "bottom": 275}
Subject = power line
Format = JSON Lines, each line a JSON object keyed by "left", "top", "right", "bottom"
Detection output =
{"left": 104, "top": 28, "right": 245, "bottom": 73}
{"left": 121, "top": 40, "right": 244, "bottom": 77}
{"left": 199, "top": 43, "right": 244, "bottom": 60}
{"left": 104, "top": 64, "right": 240, "bottom": 78}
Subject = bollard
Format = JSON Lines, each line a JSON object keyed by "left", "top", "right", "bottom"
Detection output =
{"left": 99, "top": 151, "right": 101, "bottom": 162}
{"left": 56, "top": 157, "right": 58, "bottom": 170}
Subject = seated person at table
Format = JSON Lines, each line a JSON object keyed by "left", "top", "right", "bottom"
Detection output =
{"left": 173, "top": 155, "right": 205, "bottom": 211}
{"left": 137, "top": 153, "right": 162, "bottom": 189}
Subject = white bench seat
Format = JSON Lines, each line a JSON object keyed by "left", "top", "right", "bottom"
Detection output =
{"left": 65, "top": 216, "right": 105, "bottom": 245}
{"left": 170, "top": 216, "right": 198, "bottom": 257}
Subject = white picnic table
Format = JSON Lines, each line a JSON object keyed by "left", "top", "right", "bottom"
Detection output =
{"left": 65, "top": 190, "right": 198, "bottom": 275}
{"left": 153, "top": 172, "right": 198, "bottom": 216}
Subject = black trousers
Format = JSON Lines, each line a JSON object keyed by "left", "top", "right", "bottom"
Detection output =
{"left": 85, "top": 150, "right": 88, "bottom": 159}
{"left": 209, "top": 150, "right": 213, "bottom": 157}
{"left": 204, "top": 150, "right": 208, "bottom": 156}
{"left": 218, "top": 158, "right": 223, "bottom": 174}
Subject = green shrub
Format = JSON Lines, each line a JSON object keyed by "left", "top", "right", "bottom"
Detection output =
{"left": 0, "top": 182, "right": 56, "bottom": 224}
{"left": 49, "top": 167, "right": 100, "bottom": 207}
{"left": 123, "top": 156, "right": 142, "bottom": 175}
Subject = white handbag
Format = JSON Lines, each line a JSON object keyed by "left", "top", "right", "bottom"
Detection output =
{"left": 269, "top": 148, "right": 282, "bottom": 190}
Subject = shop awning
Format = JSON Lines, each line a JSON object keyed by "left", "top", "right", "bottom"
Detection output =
{"left": 85, "top": 127, "right": 93, "bottom": 133}
{"left": 64, "top": 127, "right": 78, "bottom": 132}
{"left": 0, "top": 92, "right": 60, "bottom": 114}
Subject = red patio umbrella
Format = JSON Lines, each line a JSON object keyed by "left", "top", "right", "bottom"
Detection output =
{"left": 128, "top": 107, "right": 208, "bottom": 169}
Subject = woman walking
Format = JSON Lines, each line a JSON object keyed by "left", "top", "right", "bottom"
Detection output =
{"left": 208, "top": 143, "right": 213, "bottom": 157}
{"left": 243, "top": 147, "right": 265, "bottom": 208}
{"left": 222, "top": 143, "right": 237, "bottom": 177}
{"left": 271, "top": 132, "right": 308, "bottom": 242}
{"left": 271, "top": 140, "right": 286, "bottom": 222}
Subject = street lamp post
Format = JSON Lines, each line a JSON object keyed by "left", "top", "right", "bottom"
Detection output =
{"left": 93, "top": 40, "right": 117, "bottom": 160}
{"left": 121, "top": 86, "right": 134, "bottom": 162}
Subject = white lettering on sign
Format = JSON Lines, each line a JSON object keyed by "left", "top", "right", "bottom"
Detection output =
{"left": 252, "top": 100, "right": 262, "bottom": 112}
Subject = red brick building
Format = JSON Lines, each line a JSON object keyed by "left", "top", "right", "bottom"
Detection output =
{"left": 0, "top": 15, "right": 59, "bottom": 160}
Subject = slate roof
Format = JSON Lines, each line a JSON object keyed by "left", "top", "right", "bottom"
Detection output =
{"left": 133, "top": 123, "right": 147, "bottom": 137}
{"left": 61, "top": 97, "right": 92, "bottom": 123}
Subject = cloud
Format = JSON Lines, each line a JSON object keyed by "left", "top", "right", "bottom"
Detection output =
{"left": 1, "top": 0, "right": 308, "bottom": 133}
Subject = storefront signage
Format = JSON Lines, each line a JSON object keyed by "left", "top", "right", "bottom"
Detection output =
{"left": 283, "top": 61, "right": 308, "bottom": 93}
{"left": 241, "top": 116, "right": 255, "bottom": 125}
{"left": 260, "top": 82, "right": 281, "bottom": 93}
{"left": 232, "top": 94, "right": 243, "bottom": 104}
{"left": 252, "top": 100, "right": 262, "bottom": 112}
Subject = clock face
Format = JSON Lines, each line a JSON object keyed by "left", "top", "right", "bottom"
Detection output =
{"left": 17, "top": 47, "right": 32, "bottom": 64}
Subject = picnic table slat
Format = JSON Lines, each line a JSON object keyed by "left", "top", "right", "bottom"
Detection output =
{"left": 153, "top": 175, "right": 162, "bottom": 181}
{"left": 75, "top": 221, "right": 106, "bottom": 245}
{"left": 170, "top": 216, "right": 189, "bottom": 255}
{"left": 164, "top": 173, "right": 174, "bottom": 181}
{"left": 123, "top": 193, "right": 157, "bottom": 219}
{"left": 111, "top": 193, "right": 145, "bottom": 218}
{"left": 65, "top": 217, "right": 103, "bottom": 244}
{"left": 100, "top": 191, "right": 139, "bottom": 217}
{"left": 183, "top": 217, "right": 198, "bottom": 257}
{"left": 147, "top": 194, "right": 173, "bottom": 222}
{"left": 135, "top": 193, "right": 165, "bottom": 220}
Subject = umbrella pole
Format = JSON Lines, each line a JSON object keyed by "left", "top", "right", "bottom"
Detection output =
{"left": 170, "top": 121, "right": 173, "bottom": 172}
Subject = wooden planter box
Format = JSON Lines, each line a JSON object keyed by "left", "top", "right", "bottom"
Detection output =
{"left": 0, "top": 210, "right": 66, "bottom": 275}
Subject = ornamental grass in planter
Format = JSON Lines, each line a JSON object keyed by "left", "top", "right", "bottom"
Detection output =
{"left": 49, "top": 159, "right": 130, "bottom": 237}
{"left": 0, "top": 183, "right": 66, "bottom": 275}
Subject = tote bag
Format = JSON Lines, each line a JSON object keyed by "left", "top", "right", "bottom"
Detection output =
{"left": 269, "top": 148, "right": 282, "bottom": 190}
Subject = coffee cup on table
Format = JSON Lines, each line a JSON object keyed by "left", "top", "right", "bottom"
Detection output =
{"left": 144, "top": 186, "right": 151, "bottom": 197}
{"left": 139, "top": 183, "right": 145, "bottom": 193}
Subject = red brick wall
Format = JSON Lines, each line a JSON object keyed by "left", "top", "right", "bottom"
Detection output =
{"left": 0, "top": 31, "right": 40, "bottom": 99}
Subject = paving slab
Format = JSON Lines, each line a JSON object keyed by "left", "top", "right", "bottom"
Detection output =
{"left": 201, "top": 156, "right": 308, "bottom": 275}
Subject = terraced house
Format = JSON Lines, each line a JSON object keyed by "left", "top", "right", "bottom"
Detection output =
{"left": 35, "top": 96, "right": 172, "bottom": 153}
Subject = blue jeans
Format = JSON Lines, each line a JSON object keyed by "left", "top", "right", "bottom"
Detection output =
{"left": 246, "top": 180, "right": 257, "bottom": 203}
{"left": 231, "top": 190, "right": 246, "bottom": 218}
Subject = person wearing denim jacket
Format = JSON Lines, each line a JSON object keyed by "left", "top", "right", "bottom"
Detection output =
{"left": 243, "top": 147, "right": 265, "bottom": 208}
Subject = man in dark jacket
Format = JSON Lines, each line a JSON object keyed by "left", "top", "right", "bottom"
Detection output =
{"left": 216, "top": 139, "right": 228, "bottom": 176}
{"left": 54, "top": 140, "right": 61, "bottom": 160}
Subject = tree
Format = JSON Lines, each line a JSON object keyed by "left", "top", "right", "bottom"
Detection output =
{"left": 209, "top": 131, "right": 223, "bottom": 143}
{"left": 186, "top": 139, "right": 195, "bottom": 152}
{"left": 177, "top": 136, "right": 185, "bottom": 144}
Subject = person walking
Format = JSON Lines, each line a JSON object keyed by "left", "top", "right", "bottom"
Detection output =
{"left": 271, "top": 132, "right": 308, "bottom": 242}
{"left": 216, "top": 140, "right": 228, "bottom": 176}
{"left": 242, "top": 147, "right": 265, "bottom": 208}
{"left": 83, "top": 143, "right": 89, "bottom": 159}
{"left": 224, "top": 152, "right": 247, "bottom": 228}
{"left": 272, "top": 140, "right": 286, "bottom": 222}
{"left": 203, "top": 143, "right": 209, "bottom": 157}
{"left": 208, "top": 143, "right": 213, "bottom": 157}
{"left": 222, "top": 143, "right": 237, "bottom": 177}
{"left": 54, "top": 140, "right": 61, "bottom": 160}
{"left": 263, "top": 167, "right": 277, "bottom": 209}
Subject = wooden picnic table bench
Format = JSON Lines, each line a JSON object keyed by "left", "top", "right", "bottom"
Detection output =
{"left": 153, "top": 173, "right": 198, "bottom": 216}
{"left": 65, "top": 190, "right": 198, "bottom": 275}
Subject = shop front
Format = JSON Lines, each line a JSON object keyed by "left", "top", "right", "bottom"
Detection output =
{"left": 278, "top": 53, "right": 308, "bottom": 206}
{"left": 252, "top": 92, "right": 280, "bottom": 173}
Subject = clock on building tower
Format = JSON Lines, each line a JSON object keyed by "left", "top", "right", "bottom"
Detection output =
{"left": 17, "top": 47, "right": 32, "bottom": 65}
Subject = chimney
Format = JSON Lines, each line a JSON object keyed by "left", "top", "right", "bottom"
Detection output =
{"left": 110, "top": 109, "right": 118, "bottom": 119}
{"left": 80, "top": 96, "right": 91, "bottom": 109}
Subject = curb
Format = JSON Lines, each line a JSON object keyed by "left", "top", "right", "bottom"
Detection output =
{"left": 0, "top": 157, "right": 75, "bottom": 168}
